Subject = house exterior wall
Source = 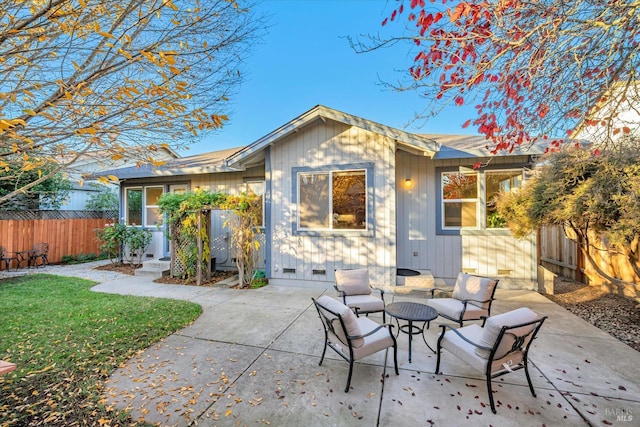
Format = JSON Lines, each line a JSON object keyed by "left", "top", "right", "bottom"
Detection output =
{"left": 267, "top": 120, "right": 396, "bottom": 286}
{"left": 120, "top": 168, "right": 265, "bottom": 267}
{"left": 396, "top": 151, "right": 538, "bottom": 290}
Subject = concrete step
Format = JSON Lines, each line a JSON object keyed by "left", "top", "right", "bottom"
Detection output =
{"left": 135, "top": 259, "right": 170, "bottom": 279}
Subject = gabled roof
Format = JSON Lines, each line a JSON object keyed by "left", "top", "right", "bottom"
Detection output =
{"left": 428, "top": 134, "right": 549, "bottom": 159}
{"left": 95, "top": 146, "right": 244, "bottom": 180}
{"left": 225, "top": 105, "right": 441, "bottom": 168}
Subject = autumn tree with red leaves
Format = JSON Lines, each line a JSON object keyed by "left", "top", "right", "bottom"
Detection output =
{"left": 0, "top": 0, "right": 264, "bottom": 206}
{"left": 356, "top": 0, "right": 640, "bottom": 152}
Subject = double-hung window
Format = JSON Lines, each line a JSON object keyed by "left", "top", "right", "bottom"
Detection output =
{"left": 294, "top": 165, "right": 371, "bottom": 233}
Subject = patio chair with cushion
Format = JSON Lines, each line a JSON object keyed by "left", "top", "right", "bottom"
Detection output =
{"left": 435, "top": 307, "right": 547, "bottom": 413}
{"left": 312, "top": 295, "right": 399, "bottom": 392}
{"left": 427, "top": 272, "right": 499, "bottom": 327}
{"left": 334, "top": 268, "right": 386, "bottom": 323}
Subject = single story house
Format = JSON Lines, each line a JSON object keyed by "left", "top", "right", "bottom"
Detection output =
{"left": 100, "top": 105, "right": 546, "bottom": 290}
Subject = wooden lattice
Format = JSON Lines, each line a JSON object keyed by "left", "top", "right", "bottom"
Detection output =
{"left": 169, "top": 209, "right": 212, "bottom": 284}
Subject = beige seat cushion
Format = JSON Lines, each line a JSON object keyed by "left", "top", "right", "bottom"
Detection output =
{"left": 316, "top": 295, "right": 364, "bottom": 348}
{"left": 452, "top": 273, "right": 498, "bottom": 309}
{"left": 475, "top": 308, "right": 539, "bottom": 359}
{"left": 440, "top": 324, "right": 526, "bottom": 375}
{"left": 352, "top": 317, "right": 394, "bottom": 360}
{"left": 427, "top": 298, "right": 488, "bottom": 320}
{"left": 343, "top": 294, "right": 384, "bottom": 314}
{"left": 335, "top": 269, "right": 371, "bottom": 296}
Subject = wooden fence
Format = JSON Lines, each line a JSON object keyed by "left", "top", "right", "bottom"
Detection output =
{"left": 539, "top": 225, "right": 640, "bottom": 299}
{"left": 0, "top": 218, "right": 111, "bottom": 267}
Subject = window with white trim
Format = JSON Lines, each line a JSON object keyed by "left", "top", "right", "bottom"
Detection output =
{"left": 124, "top": 185, "right": 164, "bottom": 226}
{"left": 125, "top": 187, "right": 142, "bottom": 226}
{"left": 145, "top": 186, "right": 164, "bottom": 227}
{"left": 297, "top": 169, "right": 367, "bottom": 230}
{"left": 442, "top": 171, "right": 478, "bottom": 228}
{"left": 439, "top": 168, "right": 524, "bottom": 232}
{"left": 485, "top": 170, "right": 523, "bottom": 228}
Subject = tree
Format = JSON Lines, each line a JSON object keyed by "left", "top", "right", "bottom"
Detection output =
{"left": 0, "top": 163, "right": 72, "bottom": 209}
{"left": 85, "top": 184, "right": 119, "bottom": 213}
{"left": 0, "top": 0, "right": 263, "bottom": 206}
{"left": 496, "top": 139, "right": 640, "bottom": 286}
{"left": 220, "top": 191, "right": 262, "bottom": 288}
{"left": 357, "top": 0, "right": 640, "bottom": 151}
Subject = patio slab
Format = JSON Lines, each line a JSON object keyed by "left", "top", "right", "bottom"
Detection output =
{"left": 79, "top": 271, "right": 640, "bottom": 427}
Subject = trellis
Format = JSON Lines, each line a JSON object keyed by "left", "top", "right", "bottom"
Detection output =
{"left": 169, "top": 207, "right": 215, "bottom": 286}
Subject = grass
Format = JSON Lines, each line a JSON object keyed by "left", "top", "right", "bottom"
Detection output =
{"left": 0, "top": 274, "right": 202, "bottom": 426}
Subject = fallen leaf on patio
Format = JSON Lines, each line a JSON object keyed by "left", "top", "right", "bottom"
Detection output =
{"left": 225, "top": 409, "right": 232, "bottom": 417}
{"left": 249, "top": 370, "right": 257, "bottom": 376}
{"left": 230, "top": 358, "right": 238, "bottom": 362}
{"left": 367, "top": 392, "right": 376, "bottom": 399}
{"left": 618, "top": 385, "right": 626, "bottom": 391}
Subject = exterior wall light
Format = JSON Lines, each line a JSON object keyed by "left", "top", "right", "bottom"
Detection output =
{"left": 404, "top": 178, "right": 413, "bottom": 188}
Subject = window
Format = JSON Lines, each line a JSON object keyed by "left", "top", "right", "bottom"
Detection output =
{"left": 438, "top": 168, "right": 525, "bottom": 233}
{"left": 442, "top": 172, "right": 478, "bottom": 228}
{"left": 297, "top": 169, "right": 367, "bottom": 231}
{"left": 145, "top": 186, "right": 164, "bottom": 227}
{"left": 485, "top": 170, "right": 523, "bottom": 228}
{"left": 246, "top": 181, "right": 265, "bottom": 227}
{"left": 125, "top": 188, "right": 142, "bottom": 225}
{"left": 124, "top": 185, "right": 164, "bottom": 226}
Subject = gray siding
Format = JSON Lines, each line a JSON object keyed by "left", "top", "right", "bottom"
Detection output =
{"left": 396, "top": 152, "right": 537, "bottom": 289}
{"left": 268, "top": 120, "right": 396, "bottom": 286}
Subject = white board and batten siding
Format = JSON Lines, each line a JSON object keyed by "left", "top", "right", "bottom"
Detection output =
{"left": 268, "top": 120, "right": 396, "bottom": 287}
{"left": 397, "top": 152, "right": 538, "bottom": 290}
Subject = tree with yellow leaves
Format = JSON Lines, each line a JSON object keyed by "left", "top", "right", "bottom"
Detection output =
{"left": 0, "top": 0, "right": 263, "bottom": 205}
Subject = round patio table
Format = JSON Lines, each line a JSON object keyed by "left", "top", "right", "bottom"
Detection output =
{"left": 385, "top": 302, "right": 437, "bottom": 363}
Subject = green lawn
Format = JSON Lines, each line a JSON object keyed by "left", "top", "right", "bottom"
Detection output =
{"left": 0, "top": 274, "right": 201, "bottom": 426}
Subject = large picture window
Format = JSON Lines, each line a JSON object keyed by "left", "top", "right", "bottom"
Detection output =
{"left": 298, "top": 169, "right": 367, "bottom": 230}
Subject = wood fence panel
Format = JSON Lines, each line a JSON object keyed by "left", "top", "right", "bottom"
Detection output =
{"left": 0, "top": 218, "right": 109, "bottom": 267}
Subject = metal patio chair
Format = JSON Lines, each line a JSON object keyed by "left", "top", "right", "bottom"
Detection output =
{"left": 435, "top": 307, "right": 547, "bottom": 413}
{"left": 312, "top": 295, "right": 398, "bottom": 392}
{"left": 427, "top": 272, "right": 499, "bottom": 327}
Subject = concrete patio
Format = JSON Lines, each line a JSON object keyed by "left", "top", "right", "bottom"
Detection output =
{"left": 7, "top": 263, "right": 638, "bottom": 426}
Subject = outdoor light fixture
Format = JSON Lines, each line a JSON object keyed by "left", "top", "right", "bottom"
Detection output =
{"left": 404, "top": 178, "right": 413, "bottom": 188}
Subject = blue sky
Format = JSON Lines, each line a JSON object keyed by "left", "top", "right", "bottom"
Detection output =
{"left": 187, "top": 0, "right": 477, "bottom": 155}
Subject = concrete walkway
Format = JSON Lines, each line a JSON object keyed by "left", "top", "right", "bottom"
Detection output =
{"left": 6, "top": 262, "right": 639, "bottom": 426}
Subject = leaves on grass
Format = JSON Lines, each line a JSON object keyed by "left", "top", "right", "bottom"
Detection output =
{"left": 0, "top": 274, "right": 200, "bottom": 426}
